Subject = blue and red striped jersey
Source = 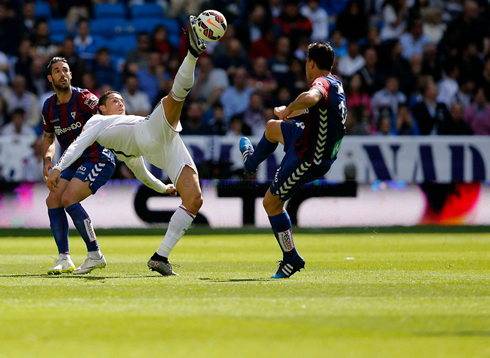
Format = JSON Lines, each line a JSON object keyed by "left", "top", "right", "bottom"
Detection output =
{"left": 42, "top": 87, "right": 109, "bottom": 166}
{"left": 294, "top": 75, "right": 347, "bottom": 165}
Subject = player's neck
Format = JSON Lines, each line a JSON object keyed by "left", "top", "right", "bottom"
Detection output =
{"left": 56, "top": 86, "right": 73, "bottom": 104}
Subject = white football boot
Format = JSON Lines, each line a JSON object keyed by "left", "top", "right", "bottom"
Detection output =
{"left": 47, "top": 256, "right": 76, "bottom": 275}
{"left": 186, "top": 15, "right": 207, "bottom": 58}
{"left": 73, "top": 255, "right": 107, "bottom": 274}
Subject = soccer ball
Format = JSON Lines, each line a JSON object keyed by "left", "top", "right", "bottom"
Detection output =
{"left": 195, "top": 10, "right": 227, "bottom": 42}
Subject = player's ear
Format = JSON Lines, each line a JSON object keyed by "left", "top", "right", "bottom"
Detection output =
{"left": 47, "top": 75, "right": 53, "bottom": 84}
{"left": 98, "top": 105, "right": 106, "bottom": 114}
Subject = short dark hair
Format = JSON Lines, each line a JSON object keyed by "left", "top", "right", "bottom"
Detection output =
{"left": 307, "top": 41, "right": 334, "bottom": 71}
{"left": 47, "top": 57, "right": 68, "bottom": 75}
{"left": 12, "top": 108, "right": 26, "bottom": 117}
{"left": 99, "top": 90, "right": 121, "bottom": 107}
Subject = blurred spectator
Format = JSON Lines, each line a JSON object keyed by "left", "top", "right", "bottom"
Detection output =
{"left": 248, "top": 27, "right": 276, "bottom": 60}
{"left": 29, "top": 58, "right": 51, "bottom": 98}
{"left": 226, "top": 115, "right": 245, "bottom": 138}
{"left": 209, "top": 102, "right": 228, "bottom": 135}
{"left": 0, "top": 4, "right": 22, "bottom": 55}
{"left": 464, "top": 87, "right": 490, "bottom": 134}
{"left": 152, "top": 25, "right": 174, "bottom": 63}
{"left": 1, "top": 108, "right": 36, "bottom": 138}
{"left": 400, "top": 17, "right": 431, "bottom": 60}
{"left": 273, "top": 0, "right": 312, "bottom": 49}
{"left": 136, "top": 51, "right": 168, "bottom": 105}
{"left": 346, "top": 73, "right": 372, "bottom": 120}
{"left": 220, "top": 67, "right": 254, "bottom": 121}
{"left": 338, "top": 41, "right": 365, "bottom": 78}
{"left": 31, "top": 19, "right": 59, "bottom": 65}
{"left": 288, "top": 56, "right": 308, "bottom": 97}
{"left": 437, "top": 62, "right": 459, "bottom": 109}
{"left": 213, "top": 38, "right": 249, "bottom": 79}
{"left": 4, "top": 75, "right": 39, "bottom": 128}
{"left": 395, "top": 103, "right": 419, "bottom": 135}
{"left": 58, "top": 37, "right": 88, "bottom": 87}
{"left": 420, "top": 43, "right": 442, "bottom": 82}
{"left": 336, "top": 0, "right": 368, "bottom": 42}
{"left": 0, "top": 94, "right": 8, "bottom": 127}
{"left": 406, "top": 53, "right": 423, "bottom": 96}
{"left": 358, "top": 47, "right": 385, "bottom": 95}
{"left": 267, "top": 36, "right": 291, "bottom": 87}
{"left": 22, "top": 137, "right": 43, "bottom": 183}
{"left": 345, "top": 106, "right": 369, "bottom": 135}
{"left": 376, "top": 115, "right": 397, "bottom": 135}
{"left": 225, "top": 115, "right": 246, "bottom": 178}
{"left": 121, "top": 74, "right": 152, "bottom": 117}
{"left": 248, "top": 56, "right": 278, "bottom": 104}
{"left": 20, "top": 1, "right": 36, "bottom": 38}
{"left": 236, "top": 4, "right": 270, "bottom": 49}
{"left": 365, "top": 25, "right": 382, "bottom": 51}
{"left": 380, "top": 40, "right": 412, "bottom": 95}
{"left": 440, "top": 0, "right": 490, "bottom": 60}
{"left": 380, "top": 0, "right": 408, "bottom": 42}
{"left": 268, "top": 0, "right": 282, "bottom": 18}
{"left": 11, "top": 39, "right": 34, "bottom": 84}
{"left": 371, "top": 76, "right": 407, "bottom": 121}
{"left": 459, "top": 43, "right": 483, "bottom": 84}
{"left": 81, "top": 72, "right": 101, "bottom": 98}
{"left": 93, "top": 47, "right": 120, "bottom": 90}
{"left": 0, "top": 48, "right": 9, "bottom": 91}
{"left": 329, "top": 29, "right": 348, "bottom": 58}
{"left": 422, "top": 7, "right": 446, "bottom": 44}
{"left": 300, "top": 0, "right": 329, "bottom": 42}
{"left": 55, "top": 1, "right": 92, "bottom": 32}
{"left": 479, "top": 57, "right": 490, "bottom": 98}
{"left": 74, "top": 18, "right": 100, "bottom": 68}
{"left": 412, "top": 77, "right": 449, "bottom": 135}
{"left": 181, "top": 101, "right": 211, "bottom": 135}
{"left": 438, "top": 101, "right": 473, "bottom": 135}
{"left": 243, "top": 92, "right": 264, "bottom": 135}
{"left": 191, "top": 56, "right": 229, "bottom": 113}
{"left": 293, "top": 36, "right": 310, "bottom": 61}
{"left": 454, "top": 77, "right": 475, "bottom": 109}
{"left": 126, "top": 32, "right": 151, "bottom": 74}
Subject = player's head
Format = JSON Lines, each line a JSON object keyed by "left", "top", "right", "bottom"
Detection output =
{"left": 305, "top": 41, "right": 334, "bottom": 80}
{"left": 47, "top": 57, "right": 72, "bottom": 92}
{"left": 99, "top": 91, "right": 126, "bottom": 115}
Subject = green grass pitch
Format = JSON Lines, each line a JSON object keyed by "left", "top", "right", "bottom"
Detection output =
{"left": 1, "top": 231, "right": 489, "bottom": 357}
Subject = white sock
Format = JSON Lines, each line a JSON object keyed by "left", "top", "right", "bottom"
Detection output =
{"left": 59, "top": 253, "right": 71, "bottom": 260}
{"left": 87, "top": 250, "right": 103, "bottom": 259}
{"left": 157, "top": 205, "right": 196, "bottom": 257}
{"left": 171, "top": 54, "right": 197, "bottom": 101}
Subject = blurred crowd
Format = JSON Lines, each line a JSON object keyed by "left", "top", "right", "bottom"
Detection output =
{"left": 1, "top": 0, "right": 490, "bottom": 183}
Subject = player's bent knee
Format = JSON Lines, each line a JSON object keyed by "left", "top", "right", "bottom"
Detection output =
{"left": 184, "top": 194, "right": 203, "bottom": 214}
{"left": 46, "top": 192, "right": 62, "bottom": 209}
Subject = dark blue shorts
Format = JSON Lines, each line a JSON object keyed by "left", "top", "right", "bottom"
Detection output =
{"left": 269, "top": 120, "right": 331, "bottom": 202}
{"left": 61, "top": 161, "right": 115, "bottom": 194}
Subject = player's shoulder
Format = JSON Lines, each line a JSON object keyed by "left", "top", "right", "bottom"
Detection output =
{"left": 42, "top": 92, "right": 57, "bottom": 108}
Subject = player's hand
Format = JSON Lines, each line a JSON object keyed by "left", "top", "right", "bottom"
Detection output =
{"left": 46, "top": 169, "right": 61, "bottom": 193}
{"left": 274, "top": 105, "right": 293, "bottom": 123}
{"left": 165, "top": 184, "right": 178, "bottom": 196}
{"left": 43, "top": 162, "right": 53, "bottom": 182}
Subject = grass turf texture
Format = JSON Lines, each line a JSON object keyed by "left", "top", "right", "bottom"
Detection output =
{"left": 1, "top": 233, "right": 489, "bottom": 357}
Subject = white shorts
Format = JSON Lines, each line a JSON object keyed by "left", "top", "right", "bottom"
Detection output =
{"left": 135, "top": 100, "right": 198, "bottom": 184}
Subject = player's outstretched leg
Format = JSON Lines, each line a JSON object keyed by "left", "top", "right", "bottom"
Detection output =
{"left": 148, "top": 166, "right": 202, "bottom": 276}
{"left": 239, "top": 134, "right": 279, "bottom": 176}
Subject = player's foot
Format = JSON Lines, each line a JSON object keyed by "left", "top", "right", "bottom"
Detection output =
{"left": 73, "top": 255, "right": 107, "bottom": 275}
{"left": 239, "top": 137, "right": 257, "bottom": 176}
{"left": 185, "top": 15, "right": 207, "bottom": 58}
{"left": 147, "top": 256, "right": 179, "bottom": 276}
{"left": 271, "top": 256, "right": 305, "bottom": 279}
{"left": 47, "top": 256, "right": 75, "bottom": 275}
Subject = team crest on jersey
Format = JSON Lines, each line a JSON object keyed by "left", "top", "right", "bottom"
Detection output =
{"left": 71, "top": 111, "right": 76, "bottom": 119}
{"left": 84, "top": 94, "right": 98, "bottom": 110}
{"left": 314, "top": 81, "right": 324, "bottom": 87}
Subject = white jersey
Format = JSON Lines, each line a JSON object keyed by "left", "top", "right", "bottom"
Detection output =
{"left": 53, "top": 103, "right": 197, "bottom": 192}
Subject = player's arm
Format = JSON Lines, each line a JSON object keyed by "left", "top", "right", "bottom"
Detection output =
{"left": 42, "top": 131, "right": 56, "bottom": 181}
{"left": 275, "top": 89, "right": 323, "bottom": 122}
{"left": 125, "top": 157, "right": 177, "bottom": 195}
{"left": 46, "top": 122, "right": 100, "bottom": 192}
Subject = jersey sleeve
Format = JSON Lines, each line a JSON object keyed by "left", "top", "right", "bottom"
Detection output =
{"left": 42, "top": 102, "right": 53, "bottom": 133}
{"left": 79, "top": 90, "right": 99, "bottom": 115}
{"left": 53, "top": 117, "right": 104, "bottom": 172}
{"left": 310, "top": 77, "right": 330, "bottom": 101}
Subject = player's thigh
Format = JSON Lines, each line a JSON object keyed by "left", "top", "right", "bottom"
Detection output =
{"left": 265, "top": 120, "right": 285, "bottom": 144}
{"left": 46, "top": 178, "right": 70, "bottom": 208}
{"left": 62, "top": 178, "right": 94, "bottom": 206}
{"left": 176, "top": 165, "right": 202, "bottom": 214}
{"left": 162, "top": 96, "right": 185, "bottom": 129}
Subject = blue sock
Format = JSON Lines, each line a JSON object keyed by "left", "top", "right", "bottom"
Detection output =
{"left": 246, "top": 134, "right": 278, "bottom": 173}
{"left": 66, "top": 203, "right": 99, "bottom": 252}
{"left": 268, "top": 211, "right": 300, "bottom": 260}
{"left": 48, "top": 207, "right": 69, "bottom": 254}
